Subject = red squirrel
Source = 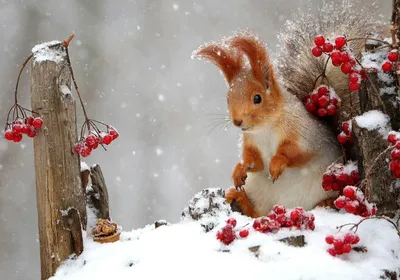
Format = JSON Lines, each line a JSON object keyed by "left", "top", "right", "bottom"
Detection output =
{"left": 192, "top": 3, "right": 388, "bottom": 218}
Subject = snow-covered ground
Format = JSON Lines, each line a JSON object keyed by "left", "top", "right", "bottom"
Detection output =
{"left": 50, "top": 188, "right": 400, "bottom": 280}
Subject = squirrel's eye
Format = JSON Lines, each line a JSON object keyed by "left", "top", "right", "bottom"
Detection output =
{"left": 253, "top": 94, "right": 262, "bottom": 104}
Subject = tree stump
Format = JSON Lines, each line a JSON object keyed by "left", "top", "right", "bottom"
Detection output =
{"left": 31, "top": 42, "right": 86, "bottom": 280}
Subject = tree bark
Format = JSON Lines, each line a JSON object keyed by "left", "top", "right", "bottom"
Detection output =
{"left": 31, "top": 43, "right": 86, "bottom": 280}
{"left": 87, "top": 164, "right": 110, "bottom": 220}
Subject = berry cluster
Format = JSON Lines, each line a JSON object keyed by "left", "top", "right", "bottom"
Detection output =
{"left": 312, "top": 35, "right": 366, "bottom": 91}
{"left": 325, "top": 232, "right": 360, "bottom": 256}
{"left": 381, "top": 50, "right": 398, "bottom": 72}
{"left": 337, "top": 120, "right": 353, "bottom": 145}
{"left": 334, "top": 186, "right": 377, "bottom": 217}
{"left": 75, "top": 126, "right": 119, "bottom": 158}
{"left": 387, "top": 131, "right": 400, "bottom": 178}
{"left": 322, "top": 161, "right": 360, "bottom": 192}
{"left": 216, "top": 218, "right": 249, "bottom": 245}
{"left": 253, "top": 205, "right": 315, "bottom": 232}
{"left": 4, "top": 116, "right": 43, "bottom": 143}
{"left": 303, "top": 85, "right": 339, "bottom": 117}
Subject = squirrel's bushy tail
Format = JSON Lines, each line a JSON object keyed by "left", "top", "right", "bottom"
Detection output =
{"left": 274, "top": 0, "right": 388, "bottom": 119}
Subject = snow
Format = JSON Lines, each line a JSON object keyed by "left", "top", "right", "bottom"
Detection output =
{"left": 49, "top": 190, "right": 400, "bottom": 280}
{"left": 80, "top": 161, "right": 90, "bottom": 172}
{"left": 32, "top": 40, "right": 65, "bottom": 64}
{"left": 354, "top": 110, "right": 390, "bottom": 137}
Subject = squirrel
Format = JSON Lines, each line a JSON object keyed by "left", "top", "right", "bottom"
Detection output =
{"left": 192, "top": 1, "right": 388, "bottom": 218}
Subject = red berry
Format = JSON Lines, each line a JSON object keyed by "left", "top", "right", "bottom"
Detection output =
{"left": 12, "top": 123, "right": 23, "bottom": 134}
{"left": 335, "top": 36, "right": 347, "bottom": 49}
{"left": 323, "top": 42, "right": 334, "bottom": 53}
{"left": 216, "top": 224, "right": 236, "bottom": 245}
{"left": 392, "top": 149, "right": 400, "bottom": 160}
{"left": 80, "top": 146, "right": 92, "bottom": 157}
{"left": 330, "top": 97, "right": 339, "bottom": 106}
{"left": 311, "top": 93, "right": 320, "bottom": 103}
{"left": 325, "top": 235, "right": 335, "bottom": 245}
{"left": 305, "top": 101, "right": 317, "bottom": 113}
{"left": 341, "top": 52, "right": 351, "bottom": 63}
{"left": 267, "top": 212, "right": 277, "bottom": 220}
{"left": 290, "top": 210, "right": 300, "bottom": 222}
{"left": 343, "top": 233, "right": 355, "bottom": 244}
{"left": 334, "top": 197, "right": 346, "bottom": 209}
{"left": 239, "top": 229, "right": 249, "bottom": 238}
{"left": 323, "top": 173, "right": 335, "bottom": 183}
{"left": 333, "top": 239, "right": 344, "bottom": 251}
{"left": 25, "top": 116, "right": 34, "bottom": 125}
{"left": 4, "top": 130, "right": 14, "bottom": 141}
{"left": 109, "top": 129, "right": 119, "bottom": 140}
{"left": 252, "top": 220, "right": 261, "bottom": 230}
{"left": 331, "top": 51, "right": 342, "bottom": 63}
{"left": 102, "top": 134, "right": 113, "bottom": 145}
{"left": 32, "top": 117, "right": 43, "bottom": 129}
{"left": 388, "top": 133, "right": 398, "bottom": 144}
{"left": 337, "top": 132, "right": 348, "bottom": 144}
{"left": 312, "top": 46, "right": 323, "bottom": 57}
{"left": 352, "top": 234, "right": 360, "bottom": 244}
{"left": 350, "top": 170, "right": 360, "bottom": 183}
{"left": 382, "top": 61, "right": 393, "bottom": 72}
{"left": 326, "top": 104, "right": 337, "bottom": 116}
{"left": 349, "top": 73, "right": 359, "bottom": 83}
{"left": 337, "top": 173, "right": 350, "bottom": 182}
{"left": 74, "top": 143, "right": 83, "bottom": 153}
{"left": 342, "top": 243, "right": 352, "bottom": 253}
{"left": 273, "top": 204, "right": 286, "bottom": 215}
{"left": 341, "top": 62, "right": 352, "bottom": 74}
{"left": 314, "top": 35, "right": 325, "bottom": 47}
{"left": 226, "top": 218, "right": 237, "bottom": 227}
{"left": 349, "top": 82, "right": 360, "bottom": 91}
{"left": 26, "top": 129, "right": 37, "bottom": 138}
{"left": 317, "top": 86, "right": 329, "bottom": 96}
{"left": 388, "top": 50, "right": 399, "bottom": 62}
{"left": 13, "top": 133, "right": 22, "bottom": 143}
{"left": 85, "top": 135, "right": 97, "bottom": 147}
{"left": 345, "top": 201, "right": 358, "bottom": 213}
{"left": 21, "top": 125, "right": 31, "bottom": 135}
{"left": 343, "top": 186, "right": 356, "bottom": 200}
{"left": 318, "top": 96, "right": 329, "bottom": 108}
{"left": 327, "top": 248, "right": 336, "bottom": 256}
{"left": 396, "top": 142, "right": 400, "bottom": 149}
{"left": 317, "top": 108, "right": 327, "bottom": 117}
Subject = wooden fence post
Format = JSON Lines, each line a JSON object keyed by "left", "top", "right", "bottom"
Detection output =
{"left": 31, "top": 42, "right": 86, "bottom": 280}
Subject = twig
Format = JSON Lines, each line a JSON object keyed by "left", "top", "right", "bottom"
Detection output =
{"left": 14, "top": 54, "right": 33, "bottom": 104}
{"left": 312, "top": 55, "right": 331, "bottom": 89}
{"left": 337, "top": 216, "right": 400, "bottom": 236}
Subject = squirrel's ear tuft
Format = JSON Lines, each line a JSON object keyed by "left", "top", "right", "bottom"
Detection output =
{"left": 192, "top": 43, "right": 242, "bottom": 85}
{"left": 229, "top": 32, "right": 271, "bottom": 89}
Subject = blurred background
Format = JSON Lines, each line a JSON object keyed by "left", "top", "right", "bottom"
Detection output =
{"left": 0, "top": 0, "right": 390, "bottom": 279}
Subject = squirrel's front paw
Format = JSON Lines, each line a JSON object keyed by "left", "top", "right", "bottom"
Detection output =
{"left": 269, "top": 155, "right": 288, "bottom": 182}
{"left": 232, "top": 162, "right": 247, "bottom": 190}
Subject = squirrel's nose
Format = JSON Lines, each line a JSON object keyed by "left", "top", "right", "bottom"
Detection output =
{"left": 233, "top": 119, "right": 243, "bottom": 127}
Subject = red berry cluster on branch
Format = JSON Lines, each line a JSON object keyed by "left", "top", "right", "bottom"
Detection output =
{"left": 337, "top": 120, "right": 353, "bottom": 145}
{"left": 325, "top": 232, "right": 360, "bottom": 256}
{"left": 216, "top": 218, "right": 249, "bottom": 245}
{"left": 311, "top": 35, "right": 366, "bottom": 92}
{"left": 322, "top": 161, "right": 360, "bottom": 192}
{"left": 253, "top": 205, "right": 315, "bottom": 232}
{"left": 75, "top": 120, "right": 119, "bottom": 158}
{"left": 334, "top": 186, "right": 377, "bottom": 217}
{"left": 303, "top": 85, "right": 339, "bottom": 117}
{"left": 3, "top": 103, "right": 43, "bottom": 143}
{"left": 387, "top": 131, "right": 400, "bottom": 178}
{"left": 381, "top": 49, "right": 398, "bottom": 72}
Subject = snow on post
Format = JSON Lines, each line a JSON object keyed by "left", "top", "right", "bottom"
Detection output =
{"left": 31, "top": 38, "right": 87, "bottom": 280}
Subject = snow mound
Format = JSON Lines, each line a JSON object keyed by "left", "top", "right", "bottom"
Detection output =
{"left": 32, "top": 40, "right": 65, "bottom": 64}
{"left": 354, "top": 110, "right": 390, "bottom": 137}
{"left": 49, "top": 208, "right": 400, "bottom": 280}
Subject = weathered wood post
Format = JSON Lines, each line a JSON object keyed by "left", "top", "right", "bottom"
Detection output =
{"left": 31, "top": 41, "right": 86, "bottom": 280}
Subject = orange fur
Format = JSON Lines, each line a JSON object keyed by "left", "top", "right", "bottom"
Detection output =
{"left": 316, "top": 197, "right": 337, "bottom": 209}
{"left": 225, "top": 188, "right": 258, "bottom": 218}
{"left": 193, "top": 44, "right": 242, "bottom": 84}
{"left": 232, "top": 136, "right": 265, "bottom": 188}
{"left": 270, "top": 136, "right": 314, "bottom": 180}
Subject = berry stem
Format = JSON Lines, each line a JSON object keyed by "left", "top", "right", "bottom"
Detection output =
{"left": 312, "top": 55, "right": 331, "bottom": 90}
{"left": 337, "top": 216, "right": 400, "bottom": 236}
{"left": 63, "top": 41, "right": 91, "bottom": 132}
{"left": 14, "top": 54, "right": 33, "bottom": 104}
